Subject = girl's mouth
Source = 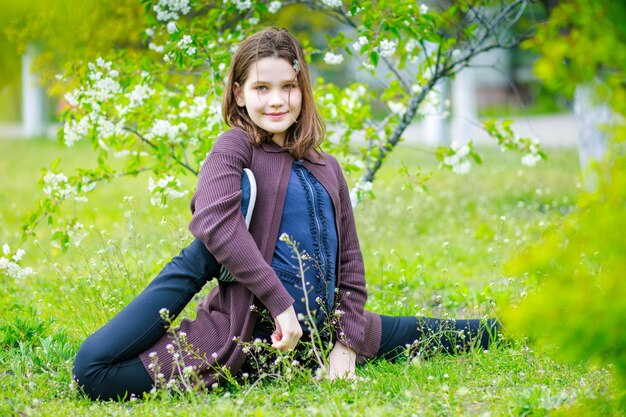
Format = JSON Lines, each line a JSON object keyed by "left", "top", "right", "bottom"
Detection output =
{"left": 266, "top": 112, "right": 287, "bottom": 120}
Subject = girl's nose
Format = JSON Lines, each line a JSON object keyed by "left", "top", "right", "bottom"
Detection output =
{"left": 268, "top": 90, "right": 285, "bottom": 107}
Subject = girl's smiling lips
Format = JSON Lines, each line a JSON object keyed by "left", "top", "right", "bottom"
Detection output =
{"left": 266, "top": 112, "right": 287, "bottom": 120}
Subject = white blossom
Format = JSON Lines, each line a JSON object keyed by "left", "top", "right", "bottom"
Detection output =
{"left": 233, "top": 0, "right": 253, "bottom": 11}
{"left": 452, "top": 160, "right": 471, "bottom": 175}
{"left": 148, "top": 119, "right": 188, "bottom": 144}
{"left": 323, "top": 51, "right": 344, "bottom": 65}
{"left": 178, "top": 35, "right": 192, "bottom": 47}
{"left": 153, "top": 0, "right": 191, "bottom": 22}
{"left": 149, "top": 42, "right": 165, "bottom": 53}
{"left": 419, "top": 3, "right": 428, "bottom": 14}
{"left": 127, "top": 84, "right": 156, "bottom": 108}
{"left": 321, "top": 0, "right": 342, "bottom": 7}
{"left": 521, "top": 153, "right": 541, "bottom": 167}
{"left": 167, "top": 21, "right": 178, "bottom": 34}
{"left": 64, "top": 91, "right": 78, "bottom": 107}
{"left": 442, "top": 141, "right": 474, "bottom": 175}
{"left": 43, "top": 172, "right": 75, "bottom": 200}
{"left": 349, "top": 180, "right": 373, "bottom": 207}
{"left": 405, "top": 39, "right": 419, "bottom": 54}
{"left": 443, "top": 154, "right": 460, "bottom": 167}
{"left": 352, "top": 36, "right": 368, "bottom": 52}
{"left": 67, "top": 222, "right": 87, "bottom": 247}
{"left": 1, "top": 246, "right": 33, "bottom": 280}
{"left": 451, "top": 141, "right": 470, "bottom": 158}
{"left": 268, "top": 0, "right": 282, "bottom": 13}
{"left": 387, "top": 100, "right": 407, "bottom": 115}
{"left": 378, "top": 39, "right": 396, "bottom": 57}
{"left": 148, "top": 175, "right": 189, "bottom": 208}
{"left": 180, "top": 96, "right": 208, "bottom": 118}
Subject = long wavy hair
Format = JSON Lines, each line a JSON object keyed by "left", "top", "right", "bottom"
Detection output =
{"left": 222, "top": 27, "right": 325, "bottom": 159}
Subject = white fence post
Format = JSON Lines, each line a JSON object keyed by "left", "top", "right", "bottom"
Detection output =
{"left": 22, "top": 44, "right": 46, "bottom": 138}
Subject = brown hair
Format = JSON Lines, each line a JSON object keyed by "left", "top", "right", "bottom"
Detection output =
{"left": 222, "top": 27, "right": 325, "bottom": 159}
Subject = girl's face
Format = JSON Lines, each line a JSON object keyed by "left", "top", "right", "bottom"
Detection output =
{"left": 235, "top": 57, "right": 302, "bottom": 146}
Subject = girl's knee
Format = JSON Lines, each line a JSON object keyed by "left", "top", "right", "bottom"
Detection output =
{"left": 72, "top": 338, "right": 99, "bottom": 399}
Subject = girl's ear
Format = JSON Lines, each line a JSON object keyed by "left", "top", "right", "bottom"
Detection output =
{"left": 234, "top": 82, "right": 245, "bottom": 107}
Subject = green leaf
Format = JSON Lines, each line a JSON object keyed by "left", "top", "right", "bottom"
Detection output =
{"left": 369, "top": 50, "right": 379, "bottom": 67}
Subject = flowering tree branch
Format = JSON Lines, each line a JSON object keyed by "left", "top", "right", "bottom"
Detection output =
{"left": 10, "top": 0, "right": 548, "bottom": 256}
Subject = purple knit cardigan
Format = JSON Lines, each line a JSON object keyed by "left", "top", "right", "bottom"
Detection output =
{"left": 139, "top": 128, "right": 382, "bottom": 385}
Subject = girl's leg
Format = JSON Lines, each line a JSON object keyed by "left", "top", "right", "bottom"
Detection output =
{"left": 73, "top": 239, "right": 219, "bottom": 400}
{"left": 375, "top": 315, "right": 499, "bottom": 361}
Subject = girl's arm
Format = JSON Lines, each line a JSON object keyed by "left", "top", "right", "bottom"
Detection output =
{"left": 331, "top": 161, "right": 369, "bottom": 355}
{"left": 189, "top": 130, "right": 295, "bottom": 321}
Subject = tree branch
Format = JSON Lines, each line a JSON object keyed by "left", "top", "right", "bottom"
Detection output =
{"left": 123, "top": 126, "right": 199, "bottom": 176}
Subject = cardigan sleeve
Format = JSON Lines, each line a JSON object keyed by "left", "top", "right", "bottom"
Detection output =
{"left": 188, "top": 129, "right": 295, "bottom": 318}
{"left": 332, "top": 161, "right": 368, "bottom": 353}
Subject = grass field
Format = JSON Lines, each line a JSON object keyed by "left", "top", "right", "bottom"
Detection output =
{"left": 0, "top": 137, "right": 618, "bottom": 416}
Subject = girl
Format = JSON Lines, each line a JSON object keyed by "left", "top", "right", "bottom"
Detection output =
{"left": 73, "top": 27, "right": 498, "bottom": 401}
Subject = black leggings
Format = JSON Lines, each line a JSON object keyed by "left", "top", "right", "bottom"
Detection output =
{"left": 73, "top": 240, "right": 499, "bottom": 401}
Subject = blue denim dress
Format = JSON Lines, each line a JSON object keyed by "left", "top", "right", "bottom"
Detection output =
{"left": 269, "top": 160, "right": 338, "bottom": 334}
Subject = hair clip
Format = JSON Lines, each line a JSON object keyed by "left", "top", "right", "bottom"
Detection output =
{"left": 292, "top": 58, "right": 300, "bottom": 72}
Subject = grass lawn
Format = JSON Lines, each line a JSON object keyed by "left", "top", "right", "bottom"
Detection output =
{"left": 0, "top": 137, "right": 618, "bottom": 416}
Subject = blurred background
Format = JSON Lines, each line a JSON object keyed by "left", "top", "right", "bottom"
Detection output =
{"left": 0, "top": 0, "right": 574, "bottom": 147}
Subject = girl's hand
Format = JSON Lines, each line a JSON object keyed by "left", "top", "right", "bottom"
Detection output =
{"left": 272, "top": 305, "right": 303, "bottom": 351}
{"left": 327, "top": 341, "right": 356, "bottom": 381}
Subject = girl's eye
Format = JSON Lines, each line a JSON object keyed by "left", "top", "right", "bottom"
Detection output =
{"left": 256, "top": 85, "right": 267, "bottom": 91}
{"left": 284, "top": 84, "right": 297, "bottom": 90}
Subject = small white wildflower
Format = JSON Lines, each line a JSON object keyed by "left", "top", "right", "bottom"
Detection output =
{"left": 324, "top": 51, "right": 344, "bottom": 65}
{"left": 2, "top": 244, "right": 9, "bottom": 255}
{"left": 167, "top": 21, "right": 178, "bottom": 34}
{"left": 419, "top": 3, "right": 428, "bottom": 14}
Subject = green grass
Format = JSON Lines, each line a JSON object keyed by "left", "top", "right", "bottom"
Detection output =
{"left": 0, "top": 137, "right": 619, "bottom": 416}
